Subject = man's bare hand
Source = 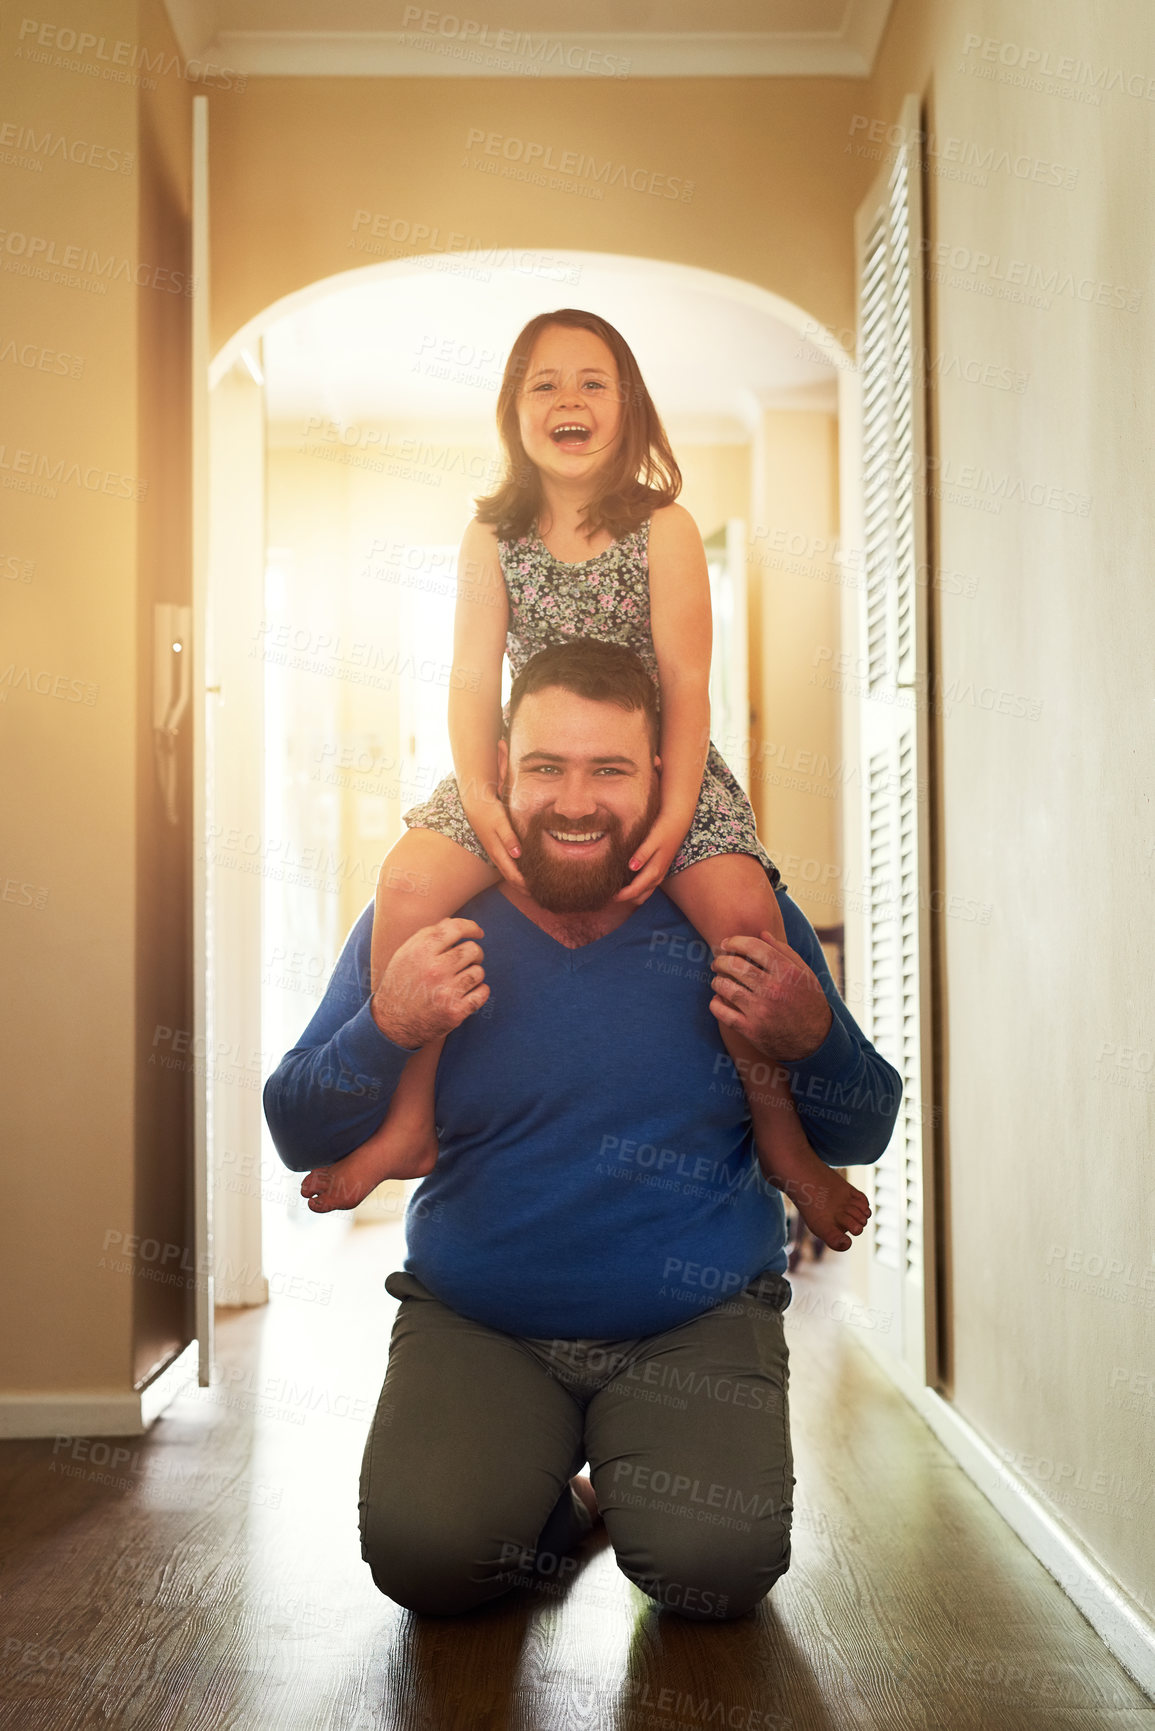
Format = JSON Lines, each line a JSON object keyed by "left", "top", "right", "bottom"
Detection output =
{"left": 370, "top": 918, "right": 489, "bottom": 1048}
{"left": 710, "top": 930, "right": 833, "bottom": 1062}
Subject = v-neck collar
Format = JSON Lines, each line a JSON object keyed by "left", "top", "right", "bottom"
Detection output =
{"left": 492, "top": 886, "right": 645, "bottom": 971}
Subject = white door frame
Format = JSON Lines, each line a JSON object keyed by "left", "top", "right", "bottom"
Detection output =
{"left": 190, "top": 95, "right": 213, "bottom": 1384}
{"left": 841, "top": 95, "right": 939, "bottom": 1389}
{"left": 206, "top": 362, "right": 268, "bottom": 1310}
{"left": 192, "top": 104, "right": 270, "bottom": 1389}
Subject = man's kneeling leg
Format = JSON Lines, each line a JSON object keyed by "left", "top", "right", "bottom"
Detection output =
{"left": 357, "top": 1274, "right": 589, "bottom": 1615}
{"left": 611, "top": 1500, "right": 792, "bottom": 1622}
{"left": 587, "top": 1271, "right": 795, "bottom": 1621}
{"left": 359, "top": 1452, "right": 589, "bottom": 1616}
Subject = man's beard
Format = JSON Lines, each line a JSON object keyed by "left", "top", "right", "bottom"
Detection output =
{"left": 503, "top": 781, "right": 661, "bottom": 914}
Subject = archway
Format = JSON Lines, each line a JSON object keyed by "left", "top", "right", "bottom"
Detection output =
{"left": 197, "top": 248, "right": 860, "bottom": 1357}
{"left": 210, "top": 251, "right": 855, "bottom": 386}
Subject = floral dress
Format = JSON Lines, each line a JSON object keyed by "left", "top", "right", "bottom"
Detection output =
{"left": 402, "top": 516, "right": 783, "bottom": 889}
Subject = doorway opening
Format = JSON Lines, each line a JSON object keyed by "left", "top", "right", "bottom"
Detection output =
{"left": 202, "top": 252, "right": 869, "bottom": 1354}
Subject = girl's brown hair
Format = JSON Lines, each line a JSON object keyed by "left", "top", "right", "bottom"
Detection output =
{"left": 474, "top": 309, "right": 682, "bottom": 543}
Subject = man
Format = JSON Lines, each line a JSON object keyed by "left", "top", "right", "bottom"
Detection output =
{"left": 264, "top": 639, "right": 900, "bottom": 1621}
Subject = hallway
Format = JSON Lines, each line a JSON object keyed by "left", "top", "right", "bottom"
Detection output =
{"left": 1, "top": 1226, "right": 1148, "bottom": 1731}
{"left": 3, "top": 0, "right": 1155, "bottom": 1715}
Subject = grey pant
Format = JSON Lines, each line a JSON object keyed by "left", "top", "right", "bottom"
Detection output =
{"left": 358, "top": 1268, "right": 794, "bottom": 1621}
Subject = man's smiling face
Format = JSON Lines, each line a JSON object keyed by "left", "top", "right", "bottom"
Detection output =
{"left": 498, "top": 685, "right": 660, "bottom": 914}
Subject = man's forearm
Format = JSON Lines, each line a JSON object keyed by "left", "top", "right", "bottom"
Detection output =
{"left": 263, "top": 899, "right": 488, "bottom": 1171}
{"left": 264, "top": 999, "right": 416, "bottom": 1172}
{"left": 773, "top": 895, "right": 903, "bottom": 1165}
{"left": 784, "top": 1016, "right": 902, "bottom": 1166}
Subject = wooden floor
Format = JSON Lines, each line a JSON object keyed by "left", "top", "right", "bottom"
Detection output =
{"left": 1, "top": 1219, "right": 1152, "bottom": 1731}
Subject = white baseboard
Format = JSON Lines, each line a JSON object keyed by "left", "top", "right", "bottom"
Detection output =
{"left": 0, "top": 1341, "right": 199, "bottom": 1440}
{"left": 862, "top": 1337, "right": 1155, "bottom": 1700}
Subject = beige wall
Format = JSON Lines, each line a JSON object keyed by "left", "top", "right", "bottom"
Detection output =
{"left": 855, "top": 0, "right": 1155, "bottom": 1616}
{"left": 202, "top": 70, "right": 858, "bottom": 940}
{"left": 0, "top": 0, "right": 192, "bottom": 1397}
{"left": 676, "top": 443, "right": 750, "bottom": 549}
{"left": 748, "top": 411, "right": 842, "bottom": 932}
{"left": 133, "top": 0, "right": 195, "bottom": 1387}
{"left": 205, "top": 77, "right": 869, "bottom": 355}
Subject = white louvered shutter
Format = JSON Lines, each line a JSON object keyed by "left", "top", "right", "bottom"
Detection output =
{"left": 853, "top": 95, "right": 937, "bottom": 1382}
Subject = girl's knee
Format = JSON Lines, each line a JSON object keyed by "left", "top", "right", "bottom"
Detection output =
{"left": 668, "top": 855, "right": 784, "bottom": 948}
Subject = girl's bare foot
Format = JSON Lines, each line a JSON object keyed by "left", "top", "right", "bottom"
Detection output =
{"left": 300, "top": 1121, "right": 438, "bottom": 1213}
{"left": 775, "top": 1166, "right": 871, "bottom": 1253}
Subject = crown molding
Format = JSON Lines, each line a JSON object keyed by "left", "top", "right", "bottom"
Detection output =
{"left": 165, "top": 1, "right": 896, "bottom": 78}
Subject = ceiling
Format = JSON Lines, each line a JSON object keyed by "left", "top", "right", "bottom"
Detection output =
{"left": 165, "top": 0, "right": 895, "bottom": 77}
{"left": 259, "top": 254, "right": 838, "bottom": 445}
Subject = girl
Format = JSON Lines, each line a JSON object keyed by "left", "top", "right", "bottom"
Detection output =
{"left": 301, "top": 309, "right": 870, "bottom": 1252}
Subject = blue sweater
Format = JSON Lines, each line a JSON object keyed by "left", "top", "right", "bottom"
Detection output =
{"left": 264, "top": 887, "right": 900, "bottom": 1338}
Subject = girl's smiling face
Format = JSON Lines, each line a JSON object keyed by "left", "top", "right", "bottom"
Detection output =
{"left": 517, "top": 324, "right": 624, "bottom": 484}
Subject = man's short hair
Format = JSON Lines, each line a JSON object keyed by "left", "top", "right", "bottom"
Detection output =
{"left": 506, "top": 639, "right": 660, "bottom": 752}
